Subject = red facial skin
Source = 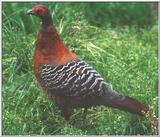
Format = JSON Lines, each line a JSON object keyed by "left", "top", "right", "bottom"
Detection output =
{"left": 33, "top": 6, "right": 48, "bottom": 16}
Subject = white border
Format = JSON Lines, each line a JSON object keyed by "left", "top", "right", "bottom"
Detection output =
{"left": 158, "top": 2, "right": 160, "bottom": 136}
{"left": 0, "top": 1, "right": 159, "bottom": 136}
{"left": 0, "top": 1, "right": 2, "bottom": 136}
{"left": 2, "top": 0, "right": 160, "bottom": 1}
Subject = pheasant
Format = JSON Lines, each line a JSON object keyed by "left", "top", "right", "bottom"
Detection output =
{"left": 26, "top": 6, "right": 148, "bottom": 121}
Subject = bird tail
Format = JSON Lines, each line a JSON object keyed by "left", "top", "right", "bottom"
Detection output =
{"left": 104, "top": 95, "right": 148, "bottom": 116}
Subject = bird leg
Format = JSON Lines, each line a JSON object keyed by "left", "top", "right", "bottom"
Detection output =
{"left": 61, "top": 107, "right": 72, "bottom": 121}
{"left": 82, "top": 107, "right": 88, "bottom": 121}
{"left": 79, "top": 107, "right": 88, "bottom": 129}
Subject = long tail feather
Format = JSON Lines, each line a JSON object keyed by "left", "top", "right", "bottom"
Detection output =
{"left": 107, "top": 96, "right": 148, "bottom": 116}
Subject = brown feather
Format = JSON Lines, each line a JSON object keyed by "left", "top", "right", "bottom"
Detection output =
{"left": 107, "top": 96, "right": 148, "bottom": 116}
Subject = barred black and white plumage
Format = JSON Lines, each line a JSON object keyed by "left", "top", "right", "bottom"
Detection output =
{"left": 39, "top": 59, "right": 147, "bottom": 118}
{"left": 40, "top": 59, "right": 107, "bottom": 98}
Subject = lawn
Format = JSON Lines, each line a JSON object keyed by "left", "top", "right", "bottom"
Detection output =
{"left": 2, "top": 2, "right": 158, "bottom": 135}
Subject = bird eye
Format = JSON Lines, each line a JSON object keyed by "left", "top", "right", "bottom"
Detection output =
{"left": 37, "top": 9, "right": 42, "bottom": 14}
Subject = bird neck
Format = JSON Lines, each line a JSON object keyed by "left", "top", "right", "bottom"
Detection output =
{"left": 41, "top": 15, "right": 53, "bottom": 26}
{"left": 38, "top": 24, "right": 66, "bottom": 58}
{"left": 34, "top": 23, "right": 77, "bottom": 73}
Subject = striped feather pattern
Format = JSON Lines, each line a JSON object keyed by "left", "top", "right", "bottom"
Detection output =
{"left": 40, "top": 59, "right": 107, "bottom": 98}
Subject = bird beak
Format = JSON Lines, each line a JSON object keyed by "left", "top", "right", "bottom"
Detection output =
{"left": 26, "top": 9, "right": 35, "bottom": 15}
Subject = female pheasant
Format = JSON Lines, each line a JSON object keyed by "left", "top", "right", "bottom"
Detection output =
{"left": 26, "top": 6, "right": 147, "bottom": 120}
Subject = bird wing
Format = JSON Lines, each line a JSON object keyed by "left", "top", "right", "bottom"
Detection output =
{"left": 39, "top": 59, "right": 107, "bottom": 98}
{"left": 39, "top": 59, "right": 148, "bottom": 116}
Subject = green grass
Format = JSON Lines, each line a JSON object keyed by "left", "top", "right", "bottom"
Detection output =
{"left": 2, "top": 2, "right": 158, "bottom": 135}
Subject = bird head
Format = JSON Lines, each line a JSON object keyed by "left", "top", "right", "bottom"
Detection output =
{"left": 26, "top": 6, "right": 50, "bottom": 18}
